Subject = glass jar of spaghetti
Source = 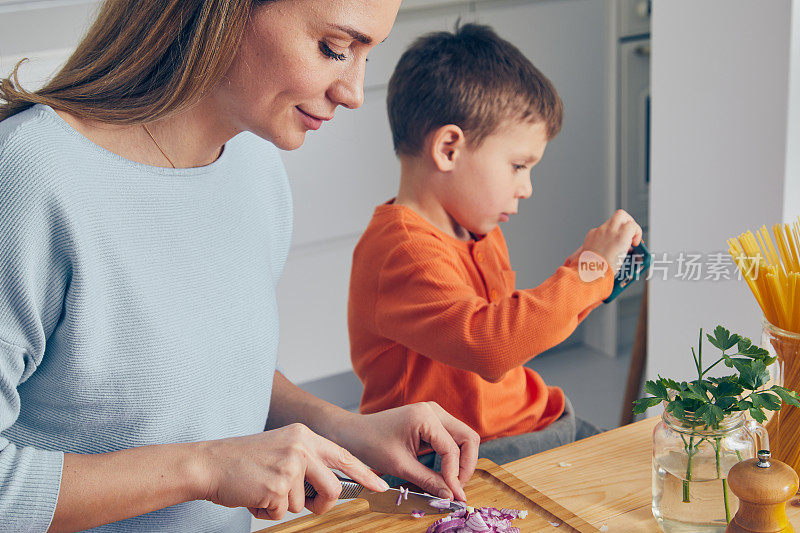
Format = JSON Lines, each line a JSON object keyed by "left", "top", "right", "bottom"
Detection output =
{"left": 762, "top": 317, "right": 800, "bottom": 472}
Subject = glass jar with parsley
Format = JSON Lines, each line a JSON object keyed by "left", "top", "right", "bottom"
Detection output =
{"left": 652, "top": 407, "right": 766, "bottom": 532}
{"left": 634, "top": 326, "right": 800, "bottom": 533}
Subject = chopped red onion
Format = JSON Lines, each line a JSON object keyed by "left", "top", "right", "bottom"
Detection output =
{"left": 411, "top": 510, "right": 426, "bottom": 518}
{"left": 429, "top": 498, "right": 453, "bottom": 509}
{"left": 425, "top": 506, "right": 526, "bottom": 533}
{"left": 429, "top": 517, "right": 465, "bottom": 532}
{"left": 428, "top": 499, "right": 452, "bottom": 509}
{"left": 464, "top": 511, "right": 490, "bottom": 532}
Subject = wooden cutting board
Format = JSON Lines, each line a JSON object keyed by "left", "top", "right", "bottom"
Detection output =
{"left": 258, "top": 458, "right": 599, "bottom": 532}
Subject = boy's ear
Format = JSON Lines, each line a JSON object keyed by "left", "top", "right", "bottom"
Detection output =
{"left": 429, "top": 124, "right": 466, "bottom": 172}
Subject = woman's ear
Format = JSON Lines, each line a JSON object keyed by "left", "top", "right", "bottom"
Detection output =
{"left": 429, "top": 124, "right": 466, "bottom": 172}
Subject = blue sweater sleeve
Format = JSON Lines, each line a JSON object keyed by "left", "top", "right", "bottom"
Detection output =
{"left": 0, "top": 140, "right": 69, "bottom": 531}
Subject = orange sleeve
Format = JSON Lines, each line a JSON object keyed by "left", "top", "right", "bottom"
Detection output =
{"left": 374, "top": 238, "right": 614, "bottom": 383}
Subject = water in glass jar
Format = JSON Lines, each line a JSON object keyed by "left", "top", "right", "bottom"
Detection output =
{"left": 652, "top": 452, "right": 739, "bottom": 532}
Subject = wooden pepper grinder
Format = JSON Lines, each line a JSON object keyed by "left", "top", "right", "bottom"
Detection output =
{"left": 726, "top": 450, "right": 799, "bottom": 533}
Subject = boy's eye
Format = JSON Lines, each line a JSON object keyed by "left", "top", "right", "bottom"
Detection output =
{"left": 319, "top": 41, "right": 347, "bottom": 61}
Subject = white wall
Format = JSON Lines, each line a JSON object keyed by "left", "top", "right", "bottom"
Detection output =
{"left": 0, "top": 2, "right": 97, "bottom": 84}
{"left": 648, "top": 0, "right": 798, "bottom": 386}
{"left": 0, "top": 1, "right": 97, "bottom": 57}
{"left": 785, "top": 1, "right": 800, "bottom": 217}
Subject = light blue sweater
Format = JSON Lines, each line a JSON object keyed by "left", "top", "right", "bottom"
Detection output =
{"left": 0, "top": 104, "right": 293, "bottom": 532}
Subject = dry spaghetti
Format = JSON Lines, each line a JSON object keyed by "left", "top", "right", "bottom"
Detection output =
{"left": 728, "top": 216, "right": 800, "bottom": 334}
{"left": 729, "top": 216, "right": 800, "bottom": 472}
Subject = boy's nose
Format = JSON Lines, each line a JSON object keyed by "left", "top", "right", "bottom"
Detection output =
{"left": 518, "top": 175, "right": 533, "bottom": 199}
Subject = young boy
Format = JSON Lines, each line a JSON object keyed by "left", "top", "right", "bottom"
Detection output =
{"left": 348, "top": 23, "right": 642, "bottom": 467}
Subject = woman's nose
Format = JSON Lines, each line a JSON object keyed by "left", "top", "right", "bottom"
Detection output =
{"left": 327, "top": 62, "right": 365, "bottom": 110}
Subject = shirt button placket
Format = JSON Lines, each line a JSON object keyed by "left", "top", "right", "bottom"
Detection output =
{"left": 473, "top": 247, "right": 494, "bottom": 300}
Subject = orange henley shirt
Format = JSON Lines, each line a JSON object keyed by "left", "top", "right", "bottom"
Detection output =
{"left": 348, "top": 203, "right": 614, "bottom": 441}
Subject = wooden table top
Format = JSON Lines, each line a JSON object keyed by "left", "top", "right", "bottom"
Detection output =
{"left": 261, "top": 416, "right": 800, "bottom": 531}
{"left": 500, "top": 416, "right": 800, "bottom": 531}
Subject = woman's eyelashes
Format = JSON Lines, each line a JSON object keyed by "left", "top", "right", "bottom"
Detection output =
{"left": 512, "top": 164, "right": 528, "bottom": 172}
{"left": 319, "top": 41, "right": 347, "bottom": 61}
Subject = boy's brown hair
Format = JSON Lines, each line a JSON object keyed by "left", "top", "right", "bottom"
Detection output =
{"left": 387, "top": 22, "right": 563, "bottom": 157}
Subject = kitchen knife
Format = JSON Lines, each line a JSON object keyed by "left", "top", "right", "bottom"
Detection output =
{"left": 303, "top": 478, "right": 465, "bottom": 515}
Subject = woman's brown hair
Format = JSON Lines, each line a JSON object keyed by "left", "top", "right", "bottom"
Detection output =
{"left": 0, "top": 0, "right": 272, "bottom": 123}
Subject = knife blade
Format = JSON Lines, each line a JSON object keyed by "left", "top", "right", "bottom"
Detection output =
{"left": 303, "top": 478, "right": 465, "bottom": 515}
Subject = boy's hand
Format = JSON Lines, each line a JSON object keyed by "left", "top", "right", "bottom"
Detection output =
{"left": 581, "top": 210, "right": 642, "bottom": 275}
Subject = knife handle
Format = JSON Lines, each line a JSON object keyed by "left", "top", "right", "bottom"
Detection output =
{"left": 304, "top": 478, "right": 364, "bottom": 500}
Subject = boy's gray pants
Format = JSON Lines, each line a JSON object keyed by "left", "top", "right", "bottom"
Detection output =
{"left": 381, "top": 397, "right": 600, "bottom": 487}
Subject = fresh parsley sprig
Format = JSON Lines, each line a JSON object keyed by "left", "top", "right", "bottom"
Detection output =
{"left": 633, "top": 325, "right": 800, "bottom": 427}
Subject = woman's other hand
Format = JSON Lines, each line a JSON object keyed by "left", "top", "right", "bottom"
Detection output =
{"left": 337, "top": 402, "right": 480, "bottom": 501}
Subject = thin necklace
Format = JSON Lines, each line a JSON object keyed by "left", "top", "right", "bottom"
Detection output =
{"left": 142, "top": 123, "right": 176, "bottom": 168}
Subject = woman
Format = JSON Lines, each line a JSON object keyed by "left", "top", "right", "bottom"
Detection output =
{"left": 0, "top": 1, "right": 480, "bottom": 531}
